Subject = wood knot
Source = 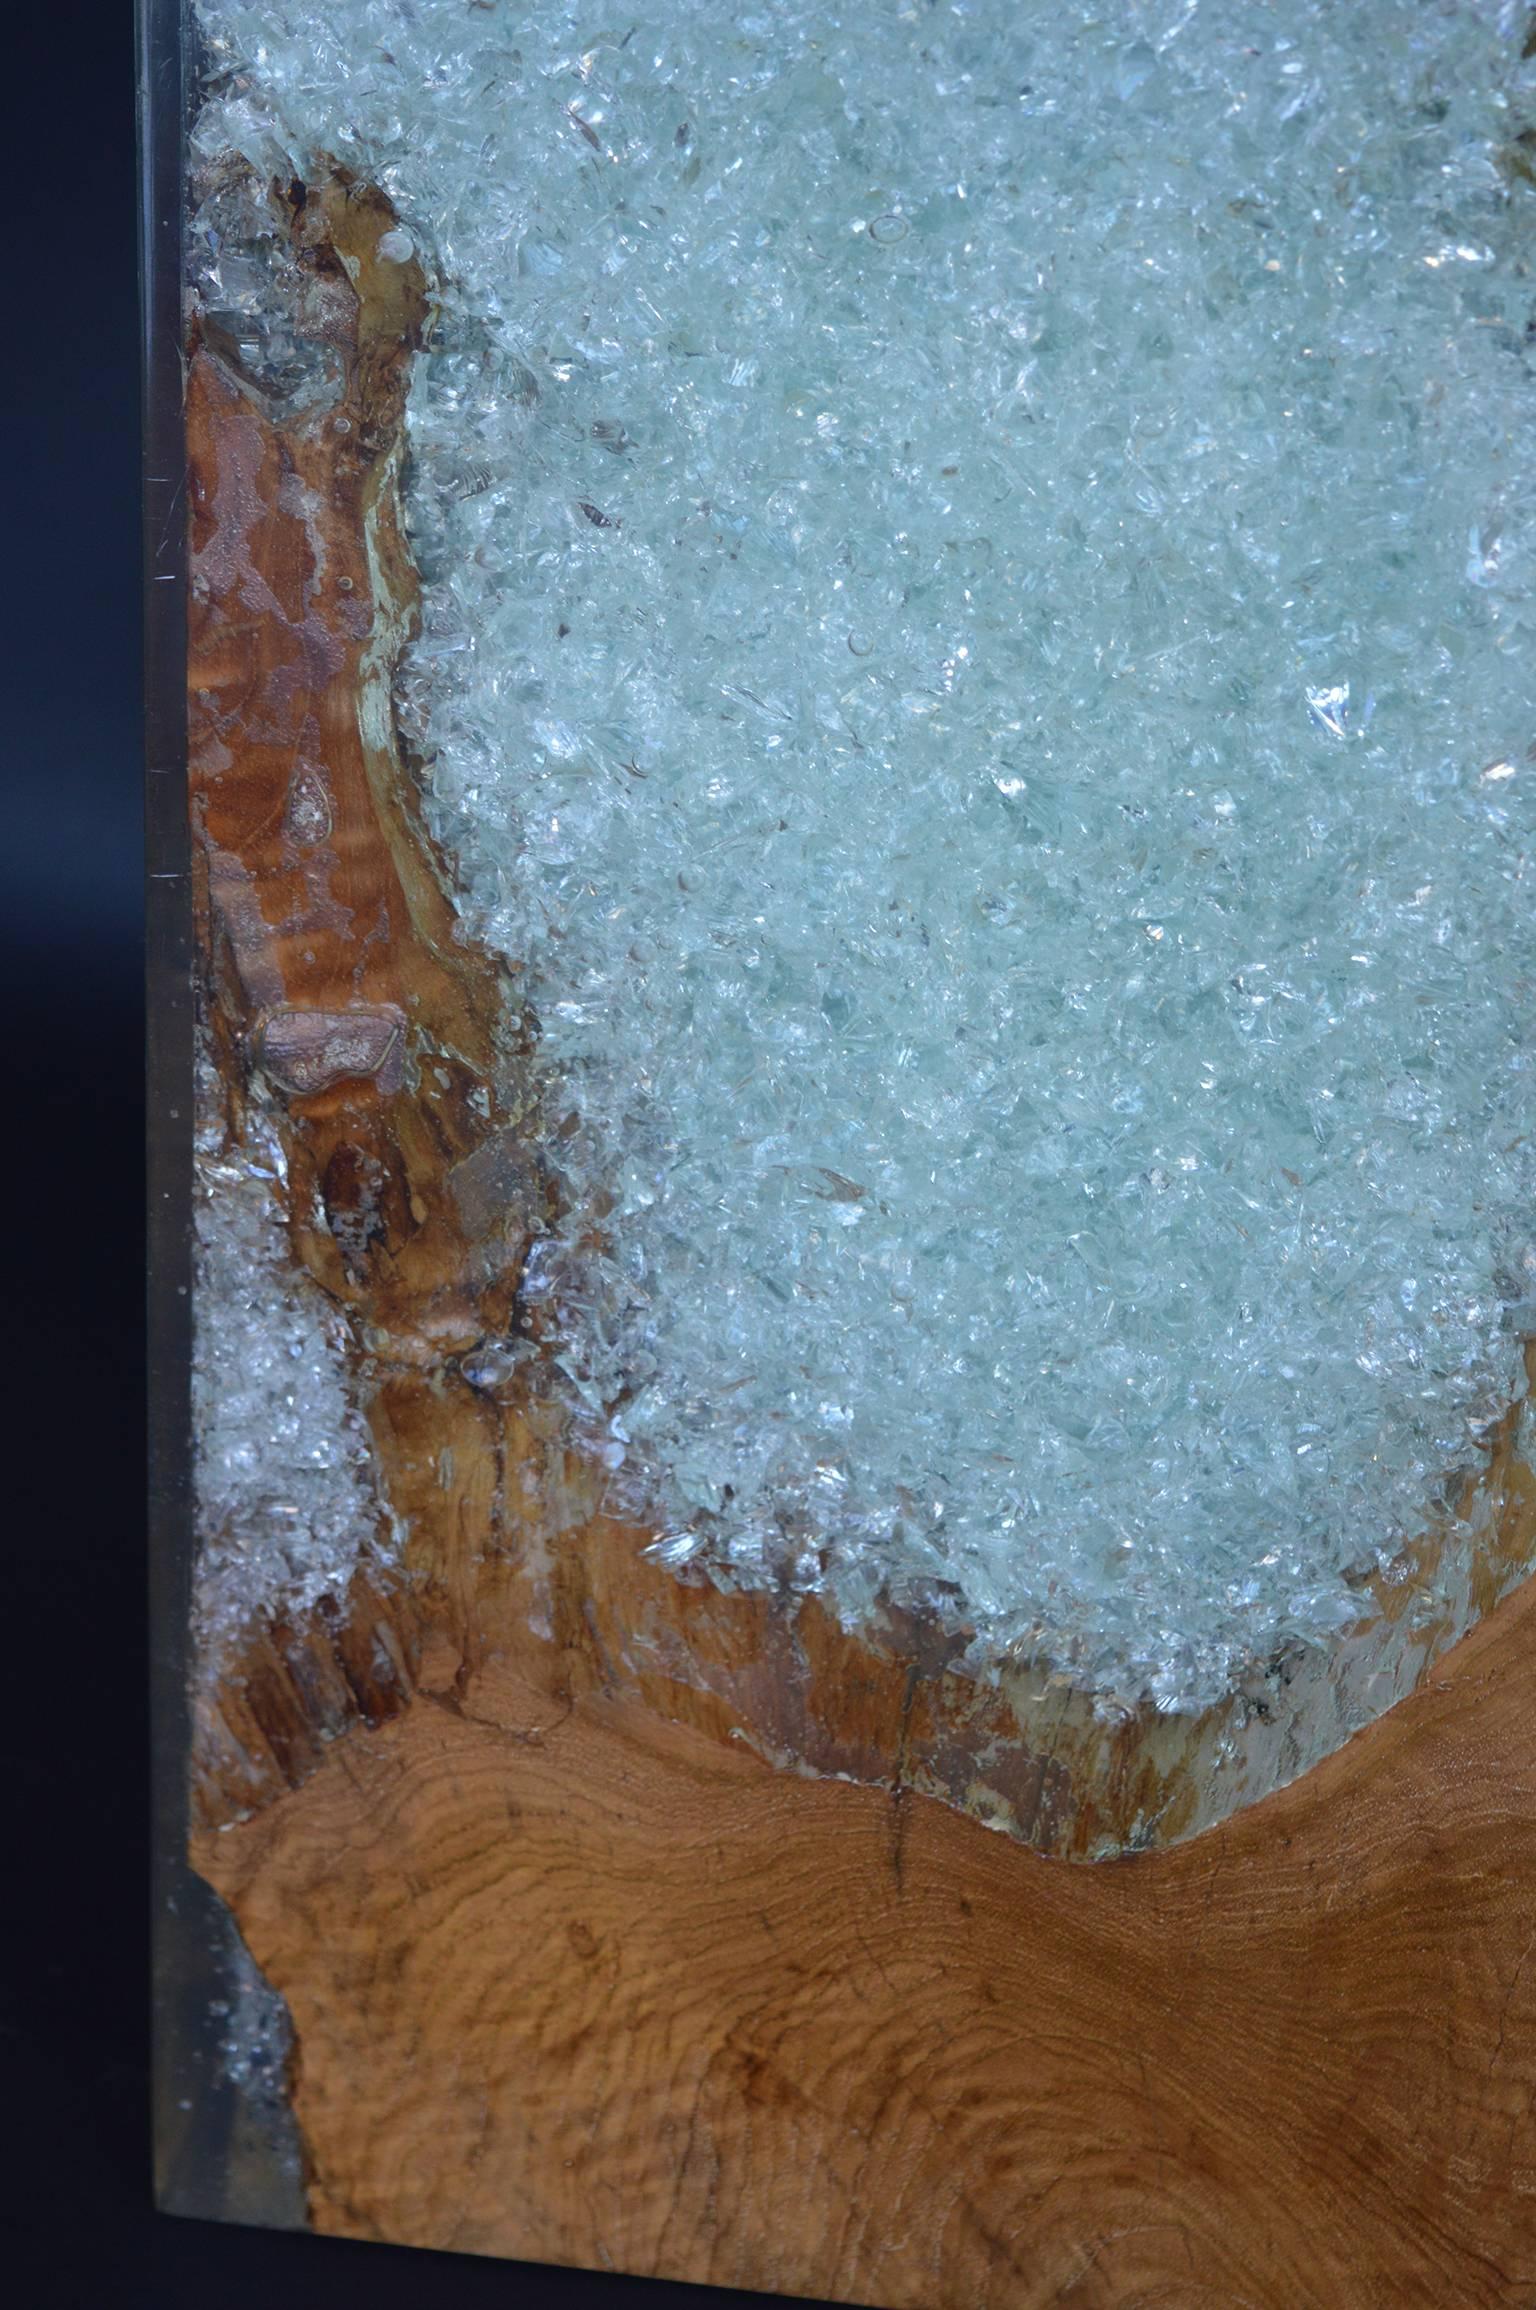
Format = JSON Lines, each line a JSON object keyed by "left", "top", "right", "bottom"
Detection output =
{"left": 251, "top": 1002, "right": 404, "bottom": 1098}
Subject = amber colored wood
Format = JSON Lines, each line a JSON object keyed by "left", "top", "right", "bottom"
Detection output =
{"left": 184, "top": 164, "right": 1536, "bottom": 2302}
{"left": 196, "top": 1563, "right": 1536, "bottom": 2308}
{"left": 187, "top": 170, "right": 528, "bottom": 1359}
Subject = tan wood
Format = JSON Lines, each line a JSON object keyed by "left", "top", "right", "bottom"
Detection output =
{"left": 183, "top": 163, "right": 1536, "bottom": 2301}
{"left": 196, "top": 1561, "right": 1536, "bottom": 2308}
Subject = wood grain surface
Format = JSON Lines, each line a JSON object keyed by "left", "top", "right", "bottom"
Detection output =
{"left": 181, "top": 162, "right": 1536, "bottom": 2303}
{"left": 197, "top": 1553, "right": 1536, "bottom": 2308}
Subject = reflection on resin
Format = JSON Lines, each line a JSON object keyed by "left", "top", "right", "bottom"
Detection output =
{"left": 190, "top": 0, "right": 1536, "bottom": 1713}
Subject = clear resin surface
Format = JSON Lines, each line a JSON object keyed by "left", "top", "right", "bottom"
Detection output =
{"left": 191, "top": 0, "right": 1536, "bottom": 1713}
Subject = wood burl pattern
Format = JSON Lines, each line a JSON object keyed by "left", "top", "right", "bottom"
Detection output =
{"left": 200, "top": 1569, "right": 1536, "bottom": 2308}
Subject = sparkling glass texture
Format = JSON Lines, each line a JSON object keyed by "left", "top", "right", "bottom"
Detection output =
{"left": 193, "top": 0, "right": 1536, "bottom": 1710}
{"left": 192, "top": 1070, "right": 383, "bottom": 1645}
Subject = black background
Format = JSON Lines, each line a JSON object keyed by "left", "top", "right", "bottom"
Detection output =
{"left": 2, "top": 8, "right": 812, "bottom": 2306}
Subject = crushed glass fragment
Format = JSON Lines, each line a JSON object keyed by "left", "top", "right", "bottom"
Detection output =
{"left": 191, "top": 0, "right": 1536, "bottom": 1715}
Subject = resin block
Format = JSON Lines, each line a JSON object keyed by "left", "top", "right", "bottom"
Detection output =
{"left": 149, "top": 1, "right": 1536, "bottom": 2299}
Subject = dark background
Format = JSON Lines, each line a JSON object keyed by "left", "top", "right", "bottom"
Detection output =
{"left": 2, "top": 8, "right": 806, "bottom": 2306}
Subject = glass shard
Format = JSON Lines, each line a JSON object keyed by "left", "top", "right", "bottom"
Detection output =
{"left": 183, "top": 0, "right": 1536, "bottom": 1718}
